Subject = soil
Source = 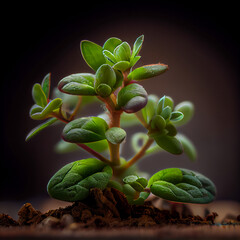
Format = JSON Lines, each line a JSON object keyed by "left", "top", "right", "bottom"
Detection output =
{"left": 0, "top": 188, "right": 240, "bottom": 239}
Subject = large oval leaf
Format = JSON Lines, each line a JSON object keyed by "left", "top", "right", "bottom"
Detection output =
{"left": 47, "top": 158, "right": 113, "bottom": 202}
{"left": 117, "top": 83, "right": 148, "bottom": 113}
{"left": 152, "top": 134, "right": 183, "bottom": 155}
{"left": 80, "top": 40, "right": 106, "bottom": 71}
{"left": 103, "top": 37, "right": 122, "bottom": 53}
{"left": 62, "top": 117, "right": 109, "bottom": 143}
{"left": 127, "top": 63, "right": 168, "bottom": 81}
{"left": 58, "top": 73, "right": 96, "bottom": 96}
{"left": 148, "top": 168, "right": 216, "bottom": 204}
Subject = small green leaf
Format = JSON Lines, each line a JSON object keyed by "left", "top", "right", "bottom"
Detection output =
{"left": 103, "top": 37, "right": 122, "bottom": 53}
{"left": 141, "top": 94, "right": 159, "bottom": 124}
{"left": 32, "top": 83, "right": 47, "bottom": 107}
{"left": 80, "top": 40, "right": 106, "bottom": 71}
{"left": 174, "top": 101, "right": 194, "bottom": 127}
{"left": 160, "top": 106, "right": 172, "bottom": 120}
{"left": 117, "top": 83, "right": 148, "bottom": 113}
{"left": 103, "top": 50, "right": 117, "bottom": 64}
{"left": 156, "top": 96, "right": 174, "bottom": 114}
{"left": 123, "top": 175, "right": 148, "bottom": 192}
{"left": 131, "top": 35, "right": 144, "bottom": 58}
{"left": 148, "top": 168, "right": 216, "bottom": 204}
{"left": 151, "top": 115, "right": 166, "bottom": 132}
{"left": 113, "top": 61, "right": 130, "bottom": 71}
{"left": 41, "top": 73, "right": 51, "bottom": 100}
{"left": 47, "top": 158, "right": 113, "bottom": 202}
{"left": 58, "top": 73, "right": 96, "bottom": 96}
{"left": 31, "top": 98, "right": 62, "bottom": 120}
{"left": 26, "top": 118, "right": 58, "bottom": 141}
{"left": 152, "top": 134, "right": 183, "bottom": 155}
{"left": 105, "top": 127, "right": 126, "bottom": 144}
{"left": 170, "top": 111, "right": 184, "bottom": 122}
{"left": 107, "top": 180, "right": 123, "bottom": 192}
{"left": 29, "top": 104, "right": 44, "bottom": 116}
{"left": 114, "top": 42, "right": 131, "bottom": 62}
{"left": 127, "top": 63, "right": 168, "bottom": 81}
{"left": 95, "top": 64, "right": 116, "bottom": 97}
{"left": 177, "top": 134, "right": 197, "bottom": 161}
{"left": 62, "top": 117, "right": 109, "bottom": 143}
{"left": 165, "top": 122, "right": 177, "bottom": 136}
{"left": 130, "top": 56, "right": 141, "bottom": 67}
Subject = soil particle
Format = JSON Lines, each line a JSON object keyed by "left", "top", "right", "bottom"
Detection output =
{"left": 0, "top": 188, "right": 223, "bottom": 229}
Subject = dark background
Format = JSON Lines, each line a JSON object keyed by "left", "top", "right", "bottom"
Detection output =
{"left": 1, "top": 1, "right": 240, "bottom": 204}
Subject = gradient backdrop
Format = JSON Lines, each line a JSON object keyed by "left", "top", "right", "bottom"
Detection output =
{"left": 2, "top": 2, "right": 240, "bottom": 203}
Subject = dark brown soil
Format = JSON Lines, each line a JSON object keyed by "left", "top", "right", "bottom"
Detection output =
{"left": 0, "top": 187, "right": 224, "bottom": 230}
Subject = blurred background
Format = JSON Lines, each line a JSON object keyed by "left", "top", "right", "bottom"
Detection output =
{"left": 1, "top": 1, "right": 240, "bottom": 214}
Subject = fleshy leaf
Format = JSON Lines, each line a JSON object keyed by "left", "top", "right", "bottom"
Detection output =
{"left": 113, "top": 61, "right": 130, "bottom": 71}
{"left": 26, "top": 118, "right": 58, "bottom": 141}
{"left": 62, "top": 117, "right": 109, "bottom": 143}
{"left": 103, "top": 50, "right": 117, "bottom": 64}
{"left": 148, "top": 168, "right": 216, "bottom": 204}
{"left": 80, "top": 40, "right": 106, "bottom": 71}
{"left": 32, "top": 83, "right": 47, "bottom": 107}
{"left": 41, "top": 73, "right": 51, "bottom": 100}
{"left": 177, "top": 134, "right": 197, "bottom": 161}
{"left": 130, "top": 56, "right": 141, "bottom": 67}
{"left": 31, "top": 98, "right": 62, "bottom": 120}
{"left": 156, "top": 96, "right": 174, "bottom": 115}
{"left": 131, "top": 35, "right": 144, "bottom": 59}
{"left": 151, "top": 115, "right": 166, "bottom": 133}
{"left": 160, "top": 106, "right": 172, "bottom": 120}
{"left": 141, "top": 94, "right": 159, "bottom": 124}
{"left": 117, "top": 83, "right": 148, "bottom": 113}
{"left": 127, "top": 63, "right": 168, "bottom": 81}
{"left": 58, "top": 73, "right": 96, "bottom": 96}
{"left": 170, "top": 111, "right": 184, "bottom": 122}
{"left": 152, "top": 134, "right": 183, "bottom": 155}
{"left": 47, "top": 158, "right": 113, "bottom": 202}
{"left": 105, "top": 127, "right": 126, "bottom": 144}
{"left": 95, "top": 64, "right": 116, "bottom": 97}
{"left": 114, "top": 42, "right": 131, "bottom": 62}
{"left": 103, "top": 37, "right": 122, "bottom": 53}
{"left": 174, "top": 101, "right": 194, "bottom": 127}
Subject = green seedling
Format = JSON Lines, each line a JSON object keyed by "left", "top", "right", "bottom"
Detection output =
{"left": 26, "top": 35, "right": 216, "bottom": 205}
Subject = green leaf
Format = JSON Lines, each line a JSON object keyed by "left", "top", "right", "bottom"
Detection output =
{"left": 114, "top": 42, "right": 131, "bottom": 62}
{"left": 103, "top": 50, "right": 117, "bottom": 64}
{"left": 148, "top": 168, "right": 216, "bottom": 204}
{"left": 107, "top": 180, "right": 123, "bottom": 192}
{"left": 95, "top": 64, "right": 116, "bottom": 97}
{"left": 80, "top": 40, "right": 106, "bottom": 71}
{"left": 174, "top": 101, "right": 194, "bottom": 127}
{"left": 113, "top": 61, "right": 130, "bottom": 71}
{"left": 32, "top": 83, "right": 47, "bottom": 107}
{"left": 26, "top": 118, "right": 58, "bottom": 141}
{"left": 165, "top": 122, "right": 177, "bottom": 136}
{"left": 31, "top": 98, "right": 62, "bottom": 120}
{"left": 47, "top": 158, "right": 113, "bottom": 202}
{"left": 127, "top": 63, "right": 168, "bottom": 81}
{"left": 55, "top": 139, "right": 109, "bottom": 154}
{"left": 117, "top": 83, "right": 148, "bottom": 113}
{"left": 130, "top": 56, "right": 141, "bottom": 67}
{"left": 177, "top": 134, "right": 197, "bottom": 161}
{"left": 105, "top": 127, "right": 126, "bottom": 144}
{"left": 151, "top": 115, "right": 166, "bottom": 132}
{"left": 156, "top": 96, "right": 174, "bottom": 114}
{"left": 103, "top": 37, "right": 122, "bottom": 53}
{"left": 160, "top": 106, "right": 172, "bottom": 120}
{"left": 152, "top": 134, "right": 183, "bottom": 155}
{"left": 58, "top": 73, "right": 96, "bottom": 96}
{"left": 41, "top": 73, "right": 51, "bottom": 100}
{"left": 141, "top": 94, "right": 159, "bottom": 124}
{"left": 123, "top": 175, "right": 148, "bottom": 192}
{"left": 131, "top": 35, "right": 144, "bottom": 58}
{"left": 170, "top": 111, "right": 184, "bottom": 122}
{"left": 62, "top": 117, "right": 109, "bottom": 143}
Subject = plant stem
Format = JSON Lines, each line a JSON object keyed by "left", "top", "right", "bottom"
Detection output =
{"left": 77, "top": 143, "right": 112, "bottom": 165}
{"left": 68, "top": 96, "right": 82, "bottom": 121}
{"left": 124, "top": 137, "right": 154, "bottom": 169}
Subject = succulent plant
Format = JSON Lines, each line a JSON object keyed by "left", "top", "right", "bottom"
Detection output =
{"left": 26, "top": 35, "right": 216, "bottom": 205}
